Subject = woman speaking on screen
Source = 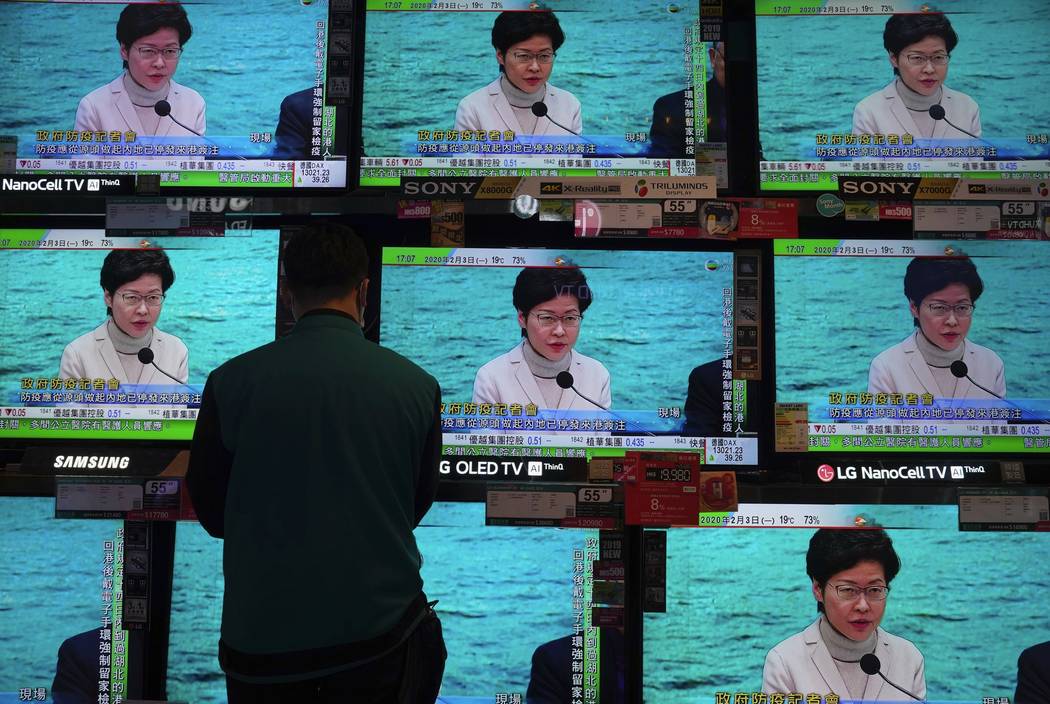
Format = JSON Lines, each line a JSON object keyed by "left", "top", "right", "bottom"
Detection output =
{"left": 75, "top": 3, "right": 206, "bottom": 137}
{"left": 868, "top": 256, "right": 1005, "bottom": 399}
{"left": 763, "top": 529, "right": 926, "bottom": 702}
{"left": 61, "top": 249, "right": 188, "bottom": 386}
{"left": 852, "top": 13, "right": 980, "bottom": 139}
{"left": 454, "top": 10, "right": 582, "bottom": 137}
{"left": 472, "top": 267, "right": 610, "bottom": 411}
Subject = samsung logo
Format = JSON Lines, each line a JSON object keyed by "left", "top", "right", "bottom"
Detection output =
{"left": 54, "top": 455, "right": 131, "bottom": 470}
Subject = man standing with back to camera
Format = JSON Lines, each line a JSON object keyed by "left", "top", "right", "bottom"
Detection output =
{"left": 186, "top": 223, "right": 446, "bottom": 703}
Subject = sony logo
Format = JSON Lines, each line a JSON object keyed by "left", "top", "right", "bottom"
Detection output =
{"left": 402, "top": 181, "right": 477, "bottom": 196}
{"left": 840, "top": 179, "right": 917, "bottom": 196}
{"left": 53, "top": 455, "right": 131, "bottom": 470}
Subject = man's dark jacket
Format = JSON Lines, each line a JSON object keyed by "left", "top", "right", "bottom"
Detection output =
{"left": 1016, "top": 640, "right": 1050, "bottom": 704}
{"left": 186, "top": 310, "right": 441, "bottom": 677}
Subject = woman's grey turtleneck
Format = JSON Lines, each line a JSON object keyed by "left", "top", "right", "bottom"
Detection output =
{"left": 819, "top": 615, "right": 877, "bottom": 701}
{"left": 895, "top": 78, "right": 942, "bottom": 139}
{"left": 123, "top": 72, "right": 168, "bottom": 136}
{"left": 108, "top": 318, "right": 153, "bottom": 382}
{"left": 914, "top": 329, "right": 964, "bottom": 397}
{"left": 521, "top": 339, "right": 569, "bottom": 407}
{"left": 500, "top": 75, "right": 542, "bottom": 135}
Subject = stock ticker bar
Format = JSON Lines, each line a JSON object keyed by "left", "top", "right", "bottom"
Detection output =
{"left": 9, "top": 159, "right": 346, "bottom": 188}
{"left": 758, "top": 0, "right": 1009, "bottom": 15}
{"left": 0, "top": 417, "right": 195, "bottom": 441}
{"left": 443, "top": 437, "right": 753, "bottom": 465}
{"left": 761, "top": 161, "right": 1050, "bottom": 190}
{"left": 359, "top": 157, "right": 695, "bottom": 185}
{"left": 2, "top": 382, "right": 201, "bottom": 440}
{"left": 807, "top": 433, "right": 1049, "bottom": 452}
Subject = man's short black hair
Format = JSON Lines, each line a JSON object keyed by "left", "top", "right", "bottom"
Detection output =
{"left": 117, "top": 3, "right": 193, "bottom": 69}
{"left": 513, "top": 267, "right": 591, "bottom": 336}
{"left": 904, "top": 256, "right": 983, "bottom": 326}
{"left": 491, "top": 11, "right": 565, "bottom": 70}
{"left": 883, "top": 13, "right": 958, "bottom": 75}
{"left": 100, "top": 248, "right": 175, "bottom": 316}
{"left": 807, "top": 529, "right": 901, "bottom": 611}
{"left": 283, "top": 223, "right": 369, "bottom": 305}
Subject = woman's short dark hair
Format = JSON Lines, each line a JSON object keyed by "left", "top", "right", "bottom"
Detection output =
{"left": 883, "top": 13, "right": 958, "bottom": 75}
{"left": 807, "top": 529, "right": 901, "bottom": 612}
{"left": 117, "top": 3, "right": 193, "bottom": 69}
{"left": 101, "top": 249, "right": 175, "bottom": 295}
{"left": 904, "top": 256, "right": 983, "bottom": 326}
{"left": 282, "top": 223, "right": 369, "bottom": 305}
{"left": 491, "top": 11, "right": 565, "bottom": 70}
{"left": 100, "top": 248, "right": 175, "bottom": 315}
{"left": 513, "top": 267, "right": 591, "bottom": 335}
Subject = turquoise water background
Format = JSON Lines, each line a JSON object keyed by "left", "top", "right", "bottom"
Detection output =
{"left": 644, "top": 504, "right": 1050, "bottom": 702}
{"left": 0, "top": 499, "right": 589, "bottom": 701}
{"left": 0, "top": 2, "right": 324, "bottom": 140}
{"left": 362, "top": 2, "right": 703, "bottom": 155}
{"left": 756, "top": 1, "right": 1050, "bottom": 160}
{"left": 774, "top": 244, "right": 1050, "bottom": 409}
{"left": 0, "top": 499, "right": 123, "bottom": 696}
{"left": 3, "top": 500, "right": 1047, "bottom": 702}
{"left": 0, "top": 232, "right": 279, "bottom": 391}
{"left": 380, "top": 250, "right": 733, "bottom": 412}
{"left": 167, "top": 502, "right": 589, "bottom": 701}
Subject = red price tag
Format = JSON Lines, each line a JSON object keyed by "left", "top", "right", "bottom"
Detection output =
{"left": 734, "top": 198, "right": 799, "bottom": 238}
{"left": 621, "top": 452, "right": 701, "bottom": 526}
{"left": 879, "top": 202, "right": 913, "bottom": 220}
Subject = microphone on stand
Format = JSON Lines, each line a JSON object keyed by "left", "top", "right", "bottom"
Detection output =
{"left": 154, "top": 100, "right": 202, "bottom": 137}
{"left": 555, "top": 370, "right": 607, "bottom": 411}
{"left": 137, "top": 347, "right": 184, "bottom": 385}
{"left": 925, "top": 104, "right": 996, "bottom": 148}
{"left": 859, "top": 653, "right": 924, "bottom": 702}
{"left": 930, "top": 358, "right": 1041, "bottom": 422}
{"left": 531, "top": 101, "right": 580, "bottom": 136}
{"left": 534, "top": 368, "right": 657, "bottom": 436}
{"left": 531, "top": 100, "right": 627, "bottom": 159}
{"left": 948, "top": 360, "right": 1003, "bottom": 400}
{"left": 154, "top": 101, "right": 246, "bottom": 160}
